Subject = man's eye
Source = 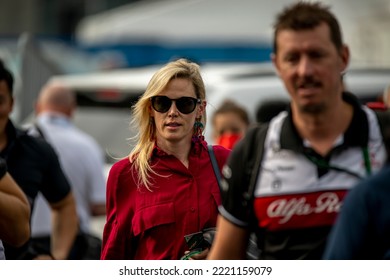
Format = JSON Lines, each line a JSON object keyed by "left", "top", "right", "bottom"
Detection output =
{"left": 309, "top": 52, "right": 325, "bottom": 59}
{"left": 284, "top": 54, "right": 299, "bottom": 63}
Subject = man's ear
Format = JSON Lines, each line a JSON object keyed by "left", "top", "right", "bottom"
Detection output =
{"left": 10, "top": 96, "right": 14, "bottom": 111}
{"left": 339, "top": 44, "right": 350, "bottom": 74}
{"left": 271, "top": 53, "right": 281, "bottom": 77}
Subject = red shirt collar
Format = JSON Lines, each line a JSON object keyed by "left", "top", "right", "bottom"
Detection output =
{"left": 152, "top": 136, "right": 207, "bottom": 158}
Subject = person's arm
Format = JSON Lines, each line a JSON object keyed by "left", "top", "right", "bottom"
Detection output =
{"left": 33, "top": 138, "right": 78, "bottom": 260}
{"left": 48, "top": 192, "right": 78, "bottom": 260}
{"left": 207, "top": 215, "right": 250, "bottom": 259}
{"left": 0, "top": 172, "right": 30, "bottom": 246}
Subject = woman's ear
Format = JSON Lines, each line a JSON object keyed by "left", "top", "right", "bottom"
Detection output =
{"left": 197, "top": 100, "right": 206, "bottom": 118}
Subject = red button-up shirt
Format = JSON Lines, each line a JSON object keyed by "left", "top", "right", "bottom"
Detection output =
{"left": 101, "top": 139, "right": 230, "bottom": 259}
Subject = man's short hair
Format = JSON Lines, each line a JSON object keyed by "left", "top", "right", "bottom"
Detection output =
{"left": 273, "top": 1, "right": 344, "bottom": 54}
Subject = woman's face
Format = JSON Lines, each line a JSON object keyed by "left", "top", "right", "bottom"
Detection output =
{"left": 150, "top": 78, "right": 204, "bottom": 147}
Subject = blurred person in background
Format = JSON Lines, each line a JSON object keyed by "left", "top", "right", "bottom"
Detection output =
{"left": 383, "top": 84, "right": 390, "bottom": 108}
{"left": 323, "top": 135, "right": 390, "bottom": 259}
{"left": 211, "top": 99, "right": 250, "bottom": 149}
{"left": 0, "top": 158, "right": 30, "bottom": 260}
{"left": 323, "top": 165, "right": 390, "bottom": 259}
{"left": 101, "top": 58, "right": 230, "bottom": 260}
{"left": 365, "top": 84, "right": 389, "bottom": 111}
{"left": 208, "top": 2, "right": 388, "bottom": 260}
{"left": 0, "top": 59, "right": 78, "bottom": 260}
{"left": 28, "top": 82, "right": 106, "bottom": 259}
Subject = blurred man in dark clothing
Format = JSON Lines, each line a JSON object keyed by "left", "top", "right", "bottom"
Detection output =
{"left": 0, "top": 59, "right": 78, "bottom": 260}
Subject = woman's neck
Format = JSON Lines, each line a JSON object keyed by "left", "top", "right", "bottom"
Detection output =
{"left": 156, "top": 137, "right": 192, "bottom": 168}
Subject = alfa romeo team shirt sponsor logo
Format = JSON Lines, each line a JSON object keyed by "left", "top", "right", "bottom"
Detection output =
{"left": 254, "top": 190, "right": 346, "bottom": 230}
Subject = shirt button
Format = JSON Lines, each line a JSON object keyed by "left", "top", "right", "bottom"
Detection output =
{"left": 190, "top": 207, "right": 195, "bottom": 212}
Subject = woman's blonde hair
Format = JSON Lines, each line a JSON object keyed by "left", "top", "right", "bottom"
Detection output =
{"left": 129, "top": 58, "right": 206, "bottom": 190}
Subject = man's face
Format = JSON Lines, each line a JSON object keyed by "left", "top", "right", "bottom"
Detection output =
{"left": 272, "top": 23, "right": 349, "bottom": 114}
{"left": 0, "top": 80, "right": 13, "bottom": 129}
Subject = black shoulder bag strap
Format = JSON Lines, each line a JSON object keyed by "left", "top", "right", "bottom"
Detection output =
{"left": 208, "top": 125, "right": 270, "bottom": 218}
{"left": 26, "top": 122, "right": 47, "bottom": 140}
{"left": 208, "top": 142, "right": 263, "bottom": 260}
{"left": 207, "top": 123, "right": 270, "bottom": 202}
{"left": 243, "top": 124, "right": 269, "bottom": 259}
{"left": 243, "top": 124, "right": 269, "bottom": 209}
{"left": 208, "top": 145, "right": 222, "bottom": 188}
{"left": 33, "top": 122, "right": 47, "bottom": 140}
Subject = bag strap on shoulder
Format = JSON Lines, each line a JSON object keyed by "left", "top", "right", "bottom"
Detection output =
{"left": 208, "top": 145, "right": 222, "bottom": 191}
{"left": 241, "top": 124, "right": 269, "bottom": 255}
{"left": 243, "top": 124, "right": 269, "bottom": 206}
{"left": 208, "top": 123, "right": 269, "bottom": 220}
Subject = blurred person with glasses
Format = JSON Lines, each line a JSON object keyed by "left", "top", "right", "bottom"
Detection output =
{"left": 101, "top": 58, "right": 230, "bottom": 260}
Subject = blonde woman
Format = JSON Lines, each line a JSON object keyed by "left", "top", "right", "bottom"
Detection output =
{"left": 101, "top": 59, "right": 230, "bottom": 260}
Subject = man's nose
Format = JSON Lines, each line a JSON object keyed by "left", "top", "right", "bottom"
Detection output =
{"left": 297, "top": 56, "right": 314, "bottom": 77}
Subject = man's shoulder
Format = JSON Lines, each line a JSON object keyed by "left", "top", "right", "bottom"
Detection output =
{"left": 228, "top": 122, "right": 270, "bottom": 173}
{"left": 15, "top": 134, "right": 63, "bottom": 173}
{"left": 17, "top": 128, "right": 55, "bottom": 151}
{"left": 238, "top": 123, "right": 270, "bottom": 152}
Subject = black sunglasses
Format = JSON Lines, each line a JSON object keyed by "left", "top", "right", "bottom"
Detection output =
{"left": 150, "top": 96, "right": 201, "bottom": 114}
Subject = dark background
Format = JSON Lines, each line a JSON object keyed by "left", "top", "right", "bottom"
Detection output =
{"left": 0, "top": 0, "right": 144, "bottom": 40}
